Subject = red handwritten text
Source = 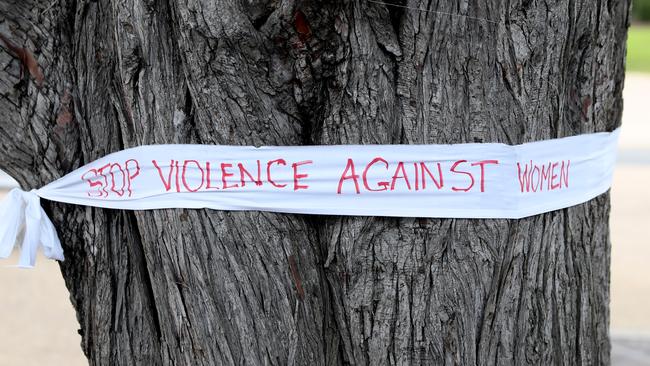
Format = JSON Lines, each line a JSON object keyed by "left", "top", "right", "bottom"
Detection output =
{"left": 337, "top": 158, "right": 499, "bottom": 194}
{"left": 81, "top": 159, "right": 140, "bottom": 197}
{"left": 517, "top": 160, "right": 570, "bottom": 192}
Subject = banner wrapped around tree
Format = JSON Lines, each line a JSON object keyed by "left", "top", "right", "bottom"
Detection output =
{"left": 0, "top": 128, "right": 619, "bottom": 267}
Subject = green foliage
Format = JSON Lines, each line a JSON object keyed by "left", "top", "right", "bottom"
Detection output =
{"left": 627, "top": 26, "right": 650, "bottom": 72}
{"left": 633, "top": 0, "right": 650, "bottom": 21}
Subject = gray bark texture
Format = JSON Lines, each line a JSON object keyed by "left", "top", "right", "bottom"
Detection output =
{"left": 0, "top": 0, "right": 630, "bottom": 365}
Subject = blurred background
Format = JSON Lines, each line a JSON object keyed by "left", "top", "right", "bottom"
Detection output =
{"left": 0, "top": 3, "right": 649, "bottom": 366}
{"left": 609, "top": 1, "right": 650, "bottom": 364}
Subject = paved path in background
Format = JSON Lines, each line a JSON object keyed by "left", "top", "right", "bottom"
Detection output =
{"left": 0, "top": 250, "right": 86, "bottom": 366}
{"left": 0, "top": 170, "right": 16, "bottom": 187}
{"left": 618, "top": 73, "right": 650, "bottom": 152}
{"left": 0, "top": 74, "right": 649, "bottom": 365}
{"left": 610, "top": 72, "right": 650, "bottom": 365}
{"left": 612, "top": 332, "right": 650, "bottom": 366}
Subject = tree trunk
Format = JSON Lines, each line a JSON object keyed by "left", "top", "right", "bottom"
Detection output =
{"left": 0, "top": 0, "right": 629, "bottom": 365}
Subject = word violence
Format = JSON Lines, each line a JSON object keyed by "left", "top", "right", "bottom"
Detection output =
{"left": 337, "top": 158, "right": 499, "bottom": 194}
{"left": 151, "top": 159, "right": 313, "bottom": 192}
{"left": 81, "top": 158, "right": 314, "bottom": 197}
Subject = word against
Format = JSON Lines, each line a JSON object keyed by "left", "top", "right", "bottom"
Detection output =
{"left": 337, "top": 158, "right": 499, "bottom": 193}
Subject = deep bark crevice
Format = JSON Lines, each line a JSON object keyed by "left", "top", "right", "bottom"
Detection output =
{"left": 129, "top": 210, "right": 163, "bottom": 340}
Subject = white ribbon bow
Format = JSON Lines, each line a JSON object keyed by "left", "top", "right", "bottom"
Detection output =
{"left": 0, "top": 188, "right": 64, "bottom": 268}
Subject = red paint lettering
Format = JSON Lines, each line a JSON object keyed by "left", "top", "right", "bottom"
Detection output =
{"left": 413, "top": 163, "right": 420, "bottom": 190}
{"left": 109, "top": 163, "right": 126, "bottom": 196}
{"left": 362, "top": 157, "right": 390, "bottom": 192}
{"left": 390, "top": 162, "right": 412, "bottom": 191}
{"left": 95, "top": 164, "right": 111, "bottom": 197}
{"left": 153, "top": 160, "right": 175, "bottom": 192}
{"left": 206, "top": 162, "right": 219, "bottom": 190}
{"left": 267, "top": 159, "right": 287, "bottom": 188}
{"left": 550, "top": 162, "right": 560, "bottom": 190}
{"left": 540, "top": 162, "right": 552, "bottom": 191}
{"left": 337, "top": 159, "right": 360, "bottom": 194}
{"left": 450, "top": 160, "right": 474, "bottom": 192}
{"left": 518, "top": 160, "right": 569, "bottom": 193}
{"left": 174, "top": 161, "right": 180, "bottom": 192}
{"left": 560, "top": 160, "right": 570, "bottom": 188}
{"left": 221, "top": 163, "right": 239, "bottom": 189}
{"left": 531, "top": 165, "right": 540, "bottom": 192}
{"left": 420, "top": 162, "right": 443, "bottom": 190}
{"left": 182, "top": 160, "right": 205, "bottom": 192}
{"left": 238, "top": 161, "right": 262, "bottom": 187}
{"left": 125, "top": 159, "right": 140, "bottom": 197}
{"left": 292, "top": 160, "right": 312, "bottom": 191}
{"left": 471, "top": 160, "right": 499, "bottom": 192}
{"left": 517, "top": 161, "right": 531, "bottom": 192}
{"left": 81, "top": 169, "right": 105, "bottom": 197}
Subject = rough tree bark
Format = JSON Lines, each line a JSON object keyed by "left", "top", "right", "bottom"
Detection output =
{"left": 0, "top": 0, "right": 629, "bottom": 365}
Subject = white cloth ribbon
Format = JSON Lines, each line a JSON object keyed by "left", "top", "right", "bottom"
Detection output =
{"left": 0, "top": 128, "right": 620, "bottom": 267}
{"left": 0, "top": 189, "right": 64, "bottom": 267}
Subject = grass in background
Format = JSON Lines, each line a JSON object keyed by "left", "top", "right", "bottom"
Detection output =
{"left": 627, "top": 25, "right": 650, "bottom": 73}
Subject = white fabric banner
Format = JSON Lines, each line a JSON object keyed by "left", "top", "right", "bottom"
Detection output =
{"left": 0, "top": 129, "right": 620, "bottom": 267}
